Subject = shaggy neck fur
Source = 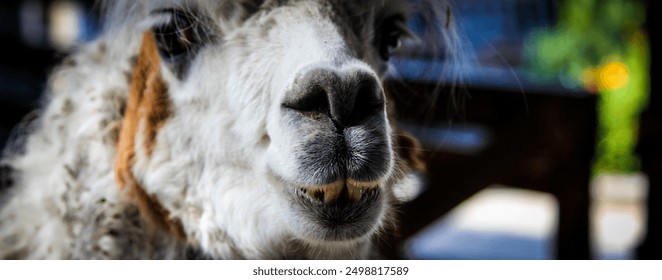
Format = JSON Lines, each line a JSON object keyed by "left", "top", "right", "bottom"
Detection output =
{"left": 0, "top": 32, "right": 186, "bottom": 259}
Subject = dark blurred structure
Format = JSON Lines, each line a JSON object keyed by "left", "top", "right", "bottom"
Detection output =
{"left": 388, "top": 84, "right": 595, "bottom": 260}
{"left": 2, "top": 1, "right": 47, "bottom": 150}
{"left": 0, "top": 0, "right": 98, "bottom": 154}
{"left": 636, "top": 0, "right": 660, "bottom": 259}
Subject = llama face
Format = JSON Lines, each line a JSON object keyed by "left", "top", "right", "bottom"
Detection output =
{"left": 116, "top": 0, "right": 422, "bottom": 256}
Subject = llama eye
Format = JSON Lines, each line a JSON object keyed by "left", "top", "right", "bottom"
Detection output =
{"left": 152, "top": 9, "right": 202, "bottom": 62}
{"left": 378, "top": 16, "right": 407, "bottom": 61}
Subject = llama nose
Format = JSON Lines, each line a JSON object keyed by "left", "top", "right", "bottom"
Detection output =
{"left": 283, "top": 68, "right": 385, "bottom": 128}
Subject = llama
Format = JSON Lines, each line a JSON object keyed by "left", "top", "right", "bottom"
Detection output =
{"left": 0, "top": 0, "right": 455, "bottom": 259}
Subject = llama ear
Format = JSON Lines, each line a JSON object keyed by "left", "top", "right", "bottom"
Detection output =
{"left": 115, "top": 32, "right": 184, "bottom": 239}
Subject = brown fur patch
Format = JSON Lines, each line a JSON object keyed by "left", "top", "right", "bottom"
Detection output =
{"left": 115, "top": 32, "right": 184, "bottom": 240}
{"left": 395, "top": 128, "right": 427, "bottom": 173}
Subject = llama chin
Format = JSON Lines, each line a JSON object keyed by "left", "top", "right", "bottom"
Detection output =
{"left": 0, "top": 0, "right": 455, "bottom": 259}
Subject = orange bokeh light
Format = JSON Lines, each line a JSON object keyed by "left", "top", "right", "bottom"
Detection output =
{"left": 597, "top": 61, "right": 630, "bottom": 91}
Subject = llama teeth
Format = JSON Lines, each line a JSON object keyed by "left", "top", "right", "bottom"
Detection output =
{"left": 347, "top": 183, "right": 364, "bottom": 202}
{"left": 323, "top": 181, "right": 344, "bottom": 203}
{"left": 346, "top": 181, "right": 379, "bottom": 201}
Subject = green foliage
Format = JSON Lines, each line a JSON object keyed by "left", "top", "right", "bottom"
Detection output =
{"left": 526, "top": 0, "right": 649, "bottom": 175}
{"left": 593, "top": 33, "right": 649, "bottom": 174}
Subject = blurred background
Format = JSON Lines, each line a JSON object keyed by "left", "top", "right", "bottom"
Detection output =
{"left": 0, "top": 0, "right": 658, "bottom": 259}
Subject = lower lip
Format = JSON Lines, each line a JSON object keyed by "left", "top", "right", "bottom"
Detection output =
{"left": 290, "top": 187, "right": 383, "bottom": 241}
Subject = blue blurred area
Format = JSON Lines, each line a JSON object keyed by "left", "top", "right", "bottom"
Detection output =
{"left": 404, "top": 187, "right": 558, "bottom": 260}
{"left": 409, "top": 226, "right": 553, "bottom": 260}
{"left": 393, "top": 0, "right": 586, "bottom": 95}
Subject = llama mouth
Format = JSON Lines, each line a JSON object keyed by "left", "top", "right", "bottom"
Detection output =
{"left": 289, "top": 180, "right": 384, "bottom": 241}
{"left": 296, "top": 180, "right": 379, "bottom": 204}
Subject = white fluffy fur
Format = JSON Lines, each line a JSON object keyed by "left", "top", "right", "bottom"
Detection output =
{"left": 0, "top": 0, "right": 453, "bottom": 259}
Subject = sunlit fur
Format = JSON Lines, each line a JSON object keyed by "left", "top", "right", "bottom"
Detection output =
{"left": 0, "top": 0, "right": 456, "bottom": 259}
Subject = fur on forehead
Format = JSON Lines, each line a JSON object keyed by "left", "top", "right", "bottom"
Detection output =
{"left": 102, "top": 0, "right": 410, "bottom": 30}
{"left": 140, "top": 0, "right": 409, "bottom": 15}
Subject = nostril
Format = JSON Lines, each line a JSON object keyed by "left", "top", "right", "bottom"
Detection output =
{"left": 282, "top": 70, "right": 338, "bottom": 117}
{"left": 327, "top": 73, "right": 384, "bottom": 128}
{"left": 282, "top": 84, "right": 329, "bottom": 114}
{"left": 345, "top": 76, "right": 385, "bottom": 126}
